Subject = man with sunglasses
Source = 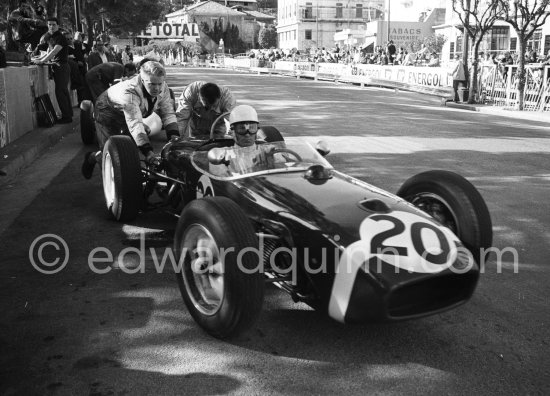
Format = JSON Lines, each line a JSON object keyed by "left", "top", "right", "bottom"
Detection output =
{"left": 176, "top": 81, "right": 236, "bottom": 138}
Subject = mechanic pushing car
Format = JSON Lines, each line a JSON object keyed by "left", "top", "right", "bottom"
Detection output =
{"left": 85, "top": 61, "right": 136, "bottom": 102}
{"left": 209, "top": 105, "right": 275, "bottom": 176}
{"left": 176, "top": 81, "right": 236, "bottom": 139}
{"left": 81, "top": 60, "right": 179, "bottom": 179}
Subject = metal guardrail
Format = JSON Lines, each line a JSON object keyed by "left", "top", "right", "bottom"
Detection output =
{"left": 477, "top": 64, "right": 550, "bottom": 111}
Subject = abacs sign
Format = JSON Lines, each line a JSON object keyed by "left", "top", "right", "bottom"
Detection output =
{"left": 139, "top": 22, "right": 200, "bottom": 41}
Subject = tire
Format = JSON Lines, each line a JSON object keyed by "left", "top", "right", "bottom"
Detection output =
{"left": 397, "top": 170, "right": 492, "bottom": 263}
{"left": 258, "top": 126, "right": 284, "bottom": 142}
{"left": 80, "top": 105, "right": 95, "bottom": 145}
{"left": 102, "top": 135, "right": 142, "bottom": 221}
{"left": 174, "top": 196, "right": 264, "bottom": 339}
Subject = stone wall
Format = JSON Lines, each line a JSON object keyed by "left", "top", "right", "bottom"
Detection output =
{"left": 0, "top": 65, "right": 71, "bottom": 148}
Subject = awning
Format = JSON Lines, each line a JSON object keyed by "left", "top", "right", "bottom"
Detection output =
{"left": 360, "top": 35, "right": 376, "bottom": 49}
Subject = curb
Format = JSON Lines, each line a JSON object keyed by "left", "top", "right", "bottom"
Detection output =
{"left": 0, "top": 113, "right": 80, "bottom": 187}
{"left": 444, "top": 101, "right": 550, "bottom": 122}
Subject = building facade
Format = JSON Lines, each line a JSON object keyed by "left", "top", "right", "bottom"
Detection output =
{"left": 166, "top": 1, "right": 264, "bottom": 49}
{"left": 276, "top": 0, "right": 385, "bottom": 50}
{"left": 360, "top": 7, "right": 445, "bottom": 50}
{"left": 435, "top": 1, "right": 550, "bottom": 61}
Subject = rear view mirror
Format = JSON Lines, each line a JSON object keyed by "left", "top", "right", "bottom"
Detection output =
{"left": 315, "top": 140, "right": 330, "bottom": 156}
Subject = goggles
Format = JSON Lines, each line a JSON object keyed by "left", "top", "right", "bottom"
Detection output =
{"left": 234, "top": 122, "right": 259, "bottom": 135}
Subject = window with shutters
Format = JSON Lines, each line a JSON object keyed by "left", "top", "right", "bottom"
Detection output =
{"left": 304, "top": 2, "right": 312, "bottom": 19}
{"left": 356, "top": 4, "right": 363, "bottom": 18}
{"left": 490, "top": 27, "right": 509, "bottom": 51}
{"left": 510, "top": 37, "right": 517, "bottom": 52}
{"left": 336, "top": 3, "right": 343, "bottom": 18}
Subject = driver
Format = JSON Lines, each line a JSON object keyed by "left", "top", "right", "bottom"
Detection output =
{"left": 176, "top": 81, "right": 236, "bottom": 139}
{"left": 209, "top": 105, "right": 274, "bottom": 176}
{"left": 81, "top": 60, "right": 179, "bottom": 179}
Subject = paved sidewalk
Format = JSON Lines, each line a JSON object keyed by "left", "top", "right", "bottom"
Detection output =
{"left": 0, "top": 113, "right": 80, "bottom": 188}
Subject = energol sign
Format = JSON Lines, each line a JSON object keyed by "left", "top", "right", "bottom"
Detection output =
{"left": 138, "top": 22, "right": 200, "bottom": 41}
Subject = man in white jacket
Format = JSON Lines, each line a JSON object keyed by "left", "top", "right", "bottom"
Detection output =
{"left": 81, "top": 60, "right": 179, "bottom": 179}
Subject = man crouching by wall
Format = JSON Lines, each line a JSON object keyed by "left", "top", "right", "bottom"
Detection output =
{"left": 81, "top": 60, "right": 179, "bottom": 179}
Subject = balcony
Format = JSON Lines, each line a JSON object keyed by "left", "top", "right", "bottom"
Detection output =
{"left": 297, "top": 5, "right": 383, "bottom": 23}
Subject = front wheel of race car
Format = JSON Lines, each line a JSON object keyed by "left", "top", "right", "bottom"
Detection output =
{"left": 102, "top": 135, "right": 142, "bottom": 221}
{"left": 80, "top": 101, "right": 95, "bottom": 145}
{"left": 174, "top": 197, "right": 264, "bottom": 339}
{"left": 397, "top": 170, "right": 492, "bottom": 263}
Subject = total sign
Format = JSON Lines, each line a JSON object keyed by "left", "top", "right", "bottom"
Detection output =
{"left": 139, "top": 22, "right": 200, "bottom": 41}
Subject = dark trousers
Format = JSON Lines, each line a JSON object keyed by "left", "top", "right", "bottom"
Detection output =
{"left": 52, "top": 62, "right": 73, "bottom": 120}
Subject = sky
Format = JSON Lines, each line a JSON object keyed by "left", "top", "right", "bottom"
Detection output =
{"left": 388, "top": 0, "right": 446, "bottom": 22}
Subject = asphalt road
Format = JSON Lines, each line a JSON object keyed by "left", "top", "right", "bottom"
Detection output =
{"left": 1, "top": 67, "right": 549, "bottom": 395}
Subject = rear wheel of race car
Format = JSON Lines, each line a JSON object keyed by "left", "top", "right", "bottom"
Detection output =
{"left": 174, "top": 196, "right": 264, "bottom": 339}
{"left": 397, "top": 170, "right": 492, "bottom": 263}
{"left": 80, "top": 101, "right": 95, "bottom": 145}
{"left": 102, "top": 135, "right": 142, "bottom": 221}
{"left": 258, "top": 126, "right": 284, "bottom": 142}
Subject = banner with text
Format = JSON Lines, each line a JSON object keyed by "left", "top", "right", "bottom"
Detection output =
{"left": 138, "top": 22, "right": 200, "bottom": 41}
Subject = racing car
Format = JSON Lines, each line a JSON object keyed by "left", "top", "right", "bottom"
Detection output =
{"left": 100, "top": 117, "right": 492, "bottom": 339}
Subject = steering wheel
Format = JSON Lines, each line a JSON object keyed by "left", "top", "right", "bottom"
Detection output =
{"left": 210, "top": 111, "right": 231, "bottom": 140}
{"left": 272, "top": 148, "right": 302, "bottom": 162}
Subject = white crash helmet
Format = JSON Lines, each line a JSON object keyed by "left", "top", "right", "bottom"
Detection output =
{"left": 229, "top": 105, "right": 258, "bottom": 126}
{"left": 143, "top": 112, "right": 162, "bottom": 136}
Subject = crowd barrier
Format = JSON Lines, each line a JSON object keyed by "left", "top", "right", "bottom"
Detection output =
{"left": 222, "top": 58, "right": 455, "bottom": 98}
{"left": 0, "top": 65, "right": 75, "bottom": 148}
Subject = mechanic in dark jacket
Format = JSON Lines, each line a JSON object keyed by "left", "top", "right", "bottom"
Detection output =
{"left": 85, "top": 61, "right": 127, "bottom": 102}
{"left": 81, "top": 61, "right": 179, "bottom": 179}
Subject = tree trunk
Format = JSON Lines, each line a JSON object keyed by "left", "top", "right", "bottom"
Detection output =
{"left": 46, "top": 0, "right": 56, "bottom": 18}
{"left": 462, "top": 29, "right": 470, "bottom": 86}
{"left": 468, "top": 40, "right": 481, "bottom": 104}
{"left": 56, "top": 0, "right": 62, "bottom": 26}
{"left": 85, "top": 14, "right": 94, "bottom": 44}
{"left": 462, "top": 0, "right": 471, "bottom": 86}
{"left": 517, "top": 38, "right": 526, "bottom": 111}
{"left": 5, "top": 0, "right": 20, "bottom": 51}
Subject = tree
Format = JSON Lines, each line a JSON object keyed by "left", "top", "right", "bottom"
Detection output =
{"left": 258, "top": 24, "right": 277, "bottom": 49}
{"left": 498, "top": 0, "right": 550, "bottom": 110}
{"left": 404, "top": 34, "right": 447, "bottom": 54}
{"left": 452, "top": 0, "right": 501, "bottom": 104}
{"left": 2, "top": 0, "right": 20, "bottom": 51}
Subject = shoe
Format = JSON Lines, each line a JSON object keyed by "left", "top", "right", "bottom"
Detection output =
{"left": 81, "top": 152, "right": 96, "bottom": 179}
{"left": 58, "top": 117, "right": 73, "bottom": 124}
